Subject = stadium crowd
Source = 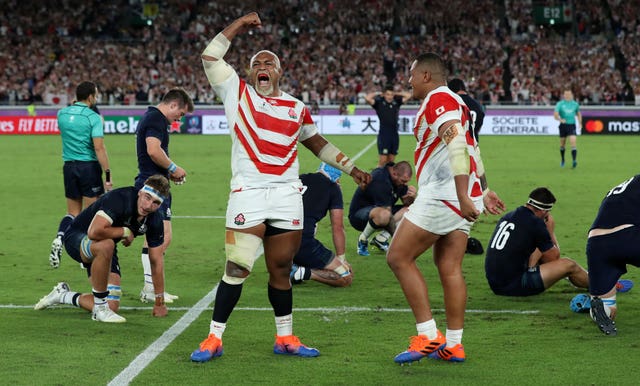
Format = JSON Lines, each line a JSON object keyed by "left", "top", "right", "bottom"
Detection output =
{"left": 0, "top": 0, "right": 638, "bottom": 107}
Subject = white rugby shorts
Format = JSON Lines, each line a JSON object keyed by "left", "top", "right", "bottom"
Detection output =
{"left": 404, "top": 195, "right": 484, "bottom": 235}
{"left": 225, "top": 182, "right": 305, "bottom": 230}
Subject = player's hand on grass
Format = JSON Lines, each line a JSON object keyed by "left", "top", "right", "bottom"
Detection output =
{"left": 153, "top": 303, "right": 168, "bottom": 317}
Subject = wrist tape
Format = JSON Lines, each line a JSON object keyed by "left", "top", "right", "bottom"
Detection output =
{"left": 317, "top": 143, "right": 355, "bottom": 175}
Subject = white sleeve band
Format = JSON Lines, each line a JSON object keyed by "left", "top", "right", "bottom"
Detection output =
{"left": 444, "top": 123, "right": 469, "bottom": 176}
{"left": 203, "top": 59, "right": 234, "bottom": 85}
{"left": 202, "top": 33, "right": 231, "bottom": 59}
{"left": 95, "top": 210, "right": 113, "bottom": 224}
{"left": 317, "top": 143, "right": 355, "bottom": 175}
{"left": 202, "top": 33, "right": 234, "bottom": 85}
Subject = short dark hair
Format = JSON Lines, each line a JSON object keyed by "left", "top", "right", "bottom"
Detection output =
{"left": 448, "top": 78, "right": 466, "bottom": 92}
{"left": 383, "top": 84, "right": 394, "bottom": 92}
{"left": 161, "top": 87, "right": 194, "bottom": 113}
{"left": 414, "top": 53, "right": 447, "bottom": 79}
{"left": 76, "top": 81, "right": 97, "bottom": 101}
{"left": 527, "top": 187, "right": 556, "bottom": 211}
{"left": 393, "top": 161, "right": 413, "bottom": 178}
{"left": 529, "top": 187, "right": 555, "bottom": 203}
{"left": 144, "top": 174, "right": 171, "bottom": 198}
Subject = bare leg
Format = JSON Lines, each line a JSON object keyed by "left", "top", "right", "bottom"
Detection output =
{"left": 386, "top": 219, "right": 438, "bottom": 323}
{"left": 433, "top": 231, "right": 468, "bottom": 330}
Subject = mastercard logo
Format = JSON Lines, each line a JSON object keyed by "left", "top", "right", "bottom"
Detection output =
{"left": 584, "top": 120, "right": 604, "bottom": 133}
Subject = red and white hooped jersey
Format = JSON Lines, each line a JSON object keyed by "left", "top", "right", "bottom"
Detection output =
{"left": 412, "top": 86, "right": 482, "bottom": 201}
{"left": 211, "top": 70, "right": 317, "bottom": 190}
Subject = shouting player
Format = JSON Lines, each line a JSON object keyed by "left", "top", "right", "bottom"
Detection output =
{"left": 190, "top": 12, "right": 370, "bottom": 363}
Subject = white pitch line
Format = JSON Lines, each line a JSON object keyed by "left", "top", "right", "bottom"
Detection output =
{"left": 5, "top": 304, "right": 539, "bottom": 314}
{"left": 351, "top": 138, "right": 377, "bottom": 161}
{"left": 106, "top": 284, "right": 218, "bottom": 386}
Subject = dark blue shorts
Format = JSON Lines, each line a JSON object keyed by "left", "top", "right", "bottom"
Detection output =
{"left": 293, "top": 238, "right": 334, "bottom": 269}
{"left": 348, "top": 205, "right": 404, "bottom": 231}
{"left": 64, "top": 229, "right": 121, "bottom": 278}
{"left": 377, "top": 132, "right": 399, "bottom": 156}
{"left": 63, "top": 161, "right": 104, "bottom": 199}
{"left": 489, "top": 265, "right": 545, "bottom": 296}
{"left": 135, "top": 177, "right": 172, "bottom": 221}
{"left": 349, "top": 206, "right": 374, "bottom": 231}
{"left": 587, "top": 226, "right": 640, "bottom": 295}
{"left": 558, "top": 123, "right": 577, "bottom": 137}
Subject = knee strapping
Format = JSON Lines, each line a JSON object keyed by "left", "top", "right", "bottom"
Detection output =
{"left": 224, "top": 231, "right": 263, "bottom": 284}
{"left": 222, "top": 273, "right": 247, "bottom": 285}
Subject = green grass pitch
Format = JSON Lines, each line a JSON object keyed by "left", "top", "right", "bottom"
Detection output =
{"left": 0, "top": 134, "right": 638, "bottom": 385}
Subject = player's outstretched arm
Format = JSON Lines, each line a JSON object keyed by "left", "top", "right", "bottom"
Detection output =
{"left": 301, "top": 134, "right": 371, "bottom": 189}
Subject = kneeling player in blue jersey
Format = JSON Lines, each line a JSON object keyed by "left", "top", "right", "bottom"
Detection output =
{"left": 35, "top": 175, "right": 170, "bottom": 323}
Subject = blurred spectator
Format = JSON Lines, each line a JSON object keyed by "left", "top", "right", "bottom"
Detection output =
{"left": 0, "top": 0, "right": 638, "bottom": 106}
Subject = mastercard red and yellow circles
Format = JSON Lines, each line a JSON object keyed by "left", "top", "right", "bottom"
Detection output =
{"left": 585, "top": 120, "right": 604, "bottom": 133}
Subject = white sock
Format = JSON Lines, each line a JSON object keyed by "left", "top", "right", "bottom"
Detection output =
{"left": 360, "top": 222, "right": 377, "bottom": 241}
{"left": 141, "top": 252, "right": 153, "bottom": 286}
{"left": 416, "top": 319, "right": 437, "bottom": 340}
{"left": 93, "top": 288, "right": 107, "bottom": 307}
{"left": 209, "top": 320, "right": 226, "bottom": 339}
{"left": 60, "top": 291, "right": 80, "bottom": 307}
{"left": 292, "top": 266, "right": 307, "bottom": 281}
{"left": 446, "top": 328, "right": 463, "bottom": 347}
{"left": 600, "top": 294, "right": 617, "bottom": 317}
{"left": 275, "top": 314, "right": 293, "bottom": 336}
{"left": 375, "top": 230, "right": 391, "bottom": 242}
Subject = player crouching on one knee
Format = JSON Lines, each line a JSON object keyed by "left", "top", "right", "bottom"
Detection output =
{"left": 34, "top": 175, "right": 170, "bottom": 323}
